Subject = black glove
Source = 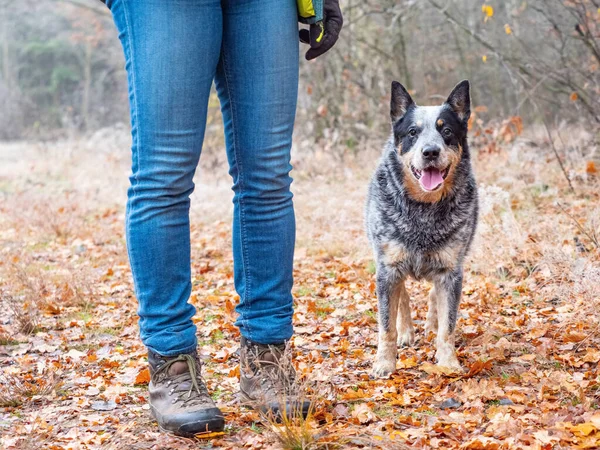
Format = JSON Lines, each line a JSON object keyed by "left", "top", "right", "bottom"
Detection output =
{"left": 299, "top": 0, "right": 343, "bottom": 60}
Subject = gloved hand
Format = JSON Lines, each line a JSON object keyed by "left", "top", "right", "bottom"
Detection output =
{"left": 299, "top": 0, "right": 343, "bottom": 60}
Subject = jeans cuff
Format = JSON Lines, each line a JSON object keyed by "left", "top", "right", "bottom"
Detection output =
{"left": 146, "top": 342, "right": 197, "bottom": 358}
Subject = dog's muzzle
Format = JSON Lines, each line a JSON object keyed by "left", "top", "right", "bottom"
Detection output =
{"left": 411, "top": 164, "right": 450, "bottom": 191}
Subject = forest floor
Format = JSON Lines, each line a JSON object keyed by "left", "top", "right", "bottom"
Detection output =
{"left": 1, "top": 124, "right": 600, "bottom": 449}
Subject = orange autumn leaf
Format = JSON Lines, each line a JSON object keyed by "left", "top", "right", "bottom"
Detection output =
{"left": 464, "top": 359, "right": 493, "bottom": 378}
{"left": 43, "top": 302, "right": 61, "bottom": 316}
{"left": 397, "top": 356, "right": 418, "bottom": 369}
{"left": 341, "top": 388, "right": 369, "bottom": 400}
{"left": 229, "top": 365, "right": 241, "bottom": 378}
{"left": 225, "top": 299, "right": 236, "bottom": 316}
{"left": 461, "top": 436, "right": 501, "bottom": 449}
{"left": 564, "top": 331, "right": 587, "bottom": 343}
{"left": 135, "top": 368, "right": 151, "bottom": 385}
{"left": 586, "top": 161, "right": 598, "bottom": 174}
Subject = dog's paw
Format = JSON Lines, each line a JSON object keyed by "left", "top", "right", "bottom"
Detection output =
{"left": 435, "top": 349, "right": 462, "bottom": 372}
{"left": 397, "top": 328, "right": 415, "bottom": 347}
{"left": 436, "top": 361, "right": 463, "bottom": 373}
{"left": 372, "top": 359, "right": 396, "bottom": 378}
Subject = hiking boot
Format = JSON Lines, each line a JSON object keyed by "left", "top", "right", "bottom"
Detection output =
{"left": 239, "top": 337, "right": 310, "bottom": 418}
{"left": 148, "top": 350, "right": 225, "bottom": 437}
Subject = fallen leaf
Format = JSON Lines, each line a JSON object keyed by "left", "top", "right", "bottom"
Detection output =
{"left": 91, "top": 400, "right": 117, "bottom": 411}
{"left": 533, "top": 429, "right": 559, "bottom": 444}
{"left": 341, "top": 389, "right": 369, "bottom": 400}
{"left": 564, "top": 331, "right": 587, "bottom": 343}
{"left": 420, "top": 362, "right": 462, "bottom": 377}
{"left": 85, "top": 386, "right": 100, "bottom": 396}
{"left": 135, "top": 368, "right": 151, "bottom": 385}
{"left": 591, "top": 412, "right": 600, "bottom": 428}
{"left": 352, "top": 403, "right": 376, "bottom": 424}
{"left": 461, "top": 378, "right": 505, "bottom": 401}
{"left": 583, "top": 349, "right": 600, "bottom": 363}
{"left": 332, "top": 403, "right": 350, "bottom": 419}
{"left": 65, "top": 349, "right": 86, "bottom": 359}
{"left": 460, "top": 436, "right": 501, "bottom": 449}
{"left": 397, "top": 356, "right": 418, "bottom": 369}
{"left": 569, "top": 422, "right": 597, "bottom": 436}
{"left": 464, "top": 359, "right": 493, "bottom": 378}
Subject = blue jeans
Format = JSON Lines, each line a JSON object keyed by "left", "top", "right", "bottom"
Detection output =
{"left": 108, "top": 0, "right": 299, "bottom": 356}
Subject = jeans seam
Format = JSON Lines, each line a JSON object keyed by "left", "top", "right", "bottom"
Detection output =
{"left": 122, "top": 0, "right": 140, "bottom": 271}
{"left": 220, "top": 50, "right": 253, "bottom": 340}
{"left": 121, "top": 0, "right": 154, "bottom": 347}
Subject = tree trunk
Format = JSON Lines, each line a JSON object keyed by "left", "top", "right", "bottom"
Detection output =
{"left": 1, "top": 14, "right": 12, "bottom": 88}
{"left": 81, "top": 39, "right": 92, "bottom": 131}
{"left": 394, "top": 15, "right": 412, "bottom": 89}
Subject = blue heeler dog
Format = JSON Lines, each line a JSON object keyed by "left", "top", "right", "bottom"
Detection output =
{"left": 366, "top": 80, "right": 478, "bottom": 377}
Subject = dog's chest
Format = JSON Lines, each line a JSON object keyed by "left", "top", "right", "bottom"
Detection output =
{"left": 377, "top": 202, "right": 468, "bottom": 278}
{"left": 380, "top": 237, "right": 462, "bottom": 279}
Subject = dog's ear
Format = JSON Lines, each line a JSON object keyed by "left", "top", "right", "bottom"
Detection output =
{"left": 390, "top": 81, "right": 414, "bottom": 123}
{"left": 445, "top": 80, "right": 471, "bottom": 123}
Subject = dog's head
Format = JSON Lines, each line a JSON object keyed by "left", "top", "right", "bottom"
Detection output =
{"left": 390, "top": 80, "right": 471, "bottom": 203}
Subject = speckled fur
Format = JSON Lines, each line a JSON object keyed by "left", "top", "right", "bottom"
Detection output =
{"left": 366, "top": 81, "right": 478, "bottom": 377}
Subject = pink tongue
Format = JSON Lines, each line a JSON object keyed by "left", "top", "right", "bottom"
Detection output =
{"left": 420, "top": 168, "right": 444, "bottom": 190}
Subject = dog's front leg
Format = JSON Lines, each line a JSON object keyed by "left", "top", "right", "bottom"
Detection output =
{"left": 396, "top": 282, "right": 415, "bottom": 347}
{"left": 433, "top": 269, "right": 463, "bottom": 370}
{"left": 372, "top": 266, "right": 400, "bottom": 378}
{"left": 424, "top": 285, "right": 438, "bottom": 340}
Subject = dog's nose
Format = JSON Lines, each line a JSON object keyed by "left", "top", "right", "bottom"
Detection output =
{"left": 422, "top": 145, "right": 440, "bottom": 161}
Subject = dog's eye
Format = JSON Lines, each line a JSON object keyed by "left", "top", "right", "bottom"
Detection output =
{"left": 408, "top": 129, "right": 418, "bottom": 137}
{"left": 443, "top": 128, "right": 453, "bottom": 137}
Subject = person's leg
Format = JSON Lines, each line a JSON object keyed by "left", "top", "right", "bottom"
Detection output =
{"left": 108, "top": 0, "right": 222, "bottom": 356}
{"left": 214, "top": 0, "right": 299, "bottom": 346}
{"left": 108, "top": 0, "right": 226, "bottom": 435}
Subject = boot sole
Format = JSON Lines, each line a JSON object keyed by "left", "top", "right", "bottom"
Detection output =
{"left": 150, "top": 406, "right": 225, "bottom": 438}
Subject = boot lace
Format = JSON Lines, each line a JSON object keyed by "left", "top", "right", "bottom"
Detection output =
{"left": 247, "top": 344, "right": 297, "bottom": 397}
{"left": 152, "top": 354, "right": 210, "bottom": 406}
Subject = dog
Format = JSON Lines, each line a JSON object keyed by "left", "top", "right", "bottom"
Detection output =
{"left": 365, "top": 80, "right": 478, "bottom": 377}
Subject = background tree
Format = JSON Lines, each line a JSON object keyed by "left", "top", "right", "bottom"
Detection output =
{"left": 0, "top": 0, "right": 598, "bottom": 143}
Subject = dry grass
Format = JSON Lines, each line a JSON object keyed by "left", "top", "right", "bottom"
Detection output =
{"left": 0, "top": 370, "right": 60, "bottom": 408}
{"left": 262, "top": 406, "right": 342, "bottom": 450}
{"left": 0, "top": 254, "right": 99, "bottom": 338}
{"left": 2, "top": 291, "right": 40, "bottom": 335}
{"left": 0, "top": 333, "right": 19, "bottom": 346}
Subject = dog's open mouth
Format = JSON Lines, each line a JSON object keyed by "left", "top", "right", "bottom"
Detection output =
{"left": 411, "top": 165, "right": 450, "bottom": 191}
